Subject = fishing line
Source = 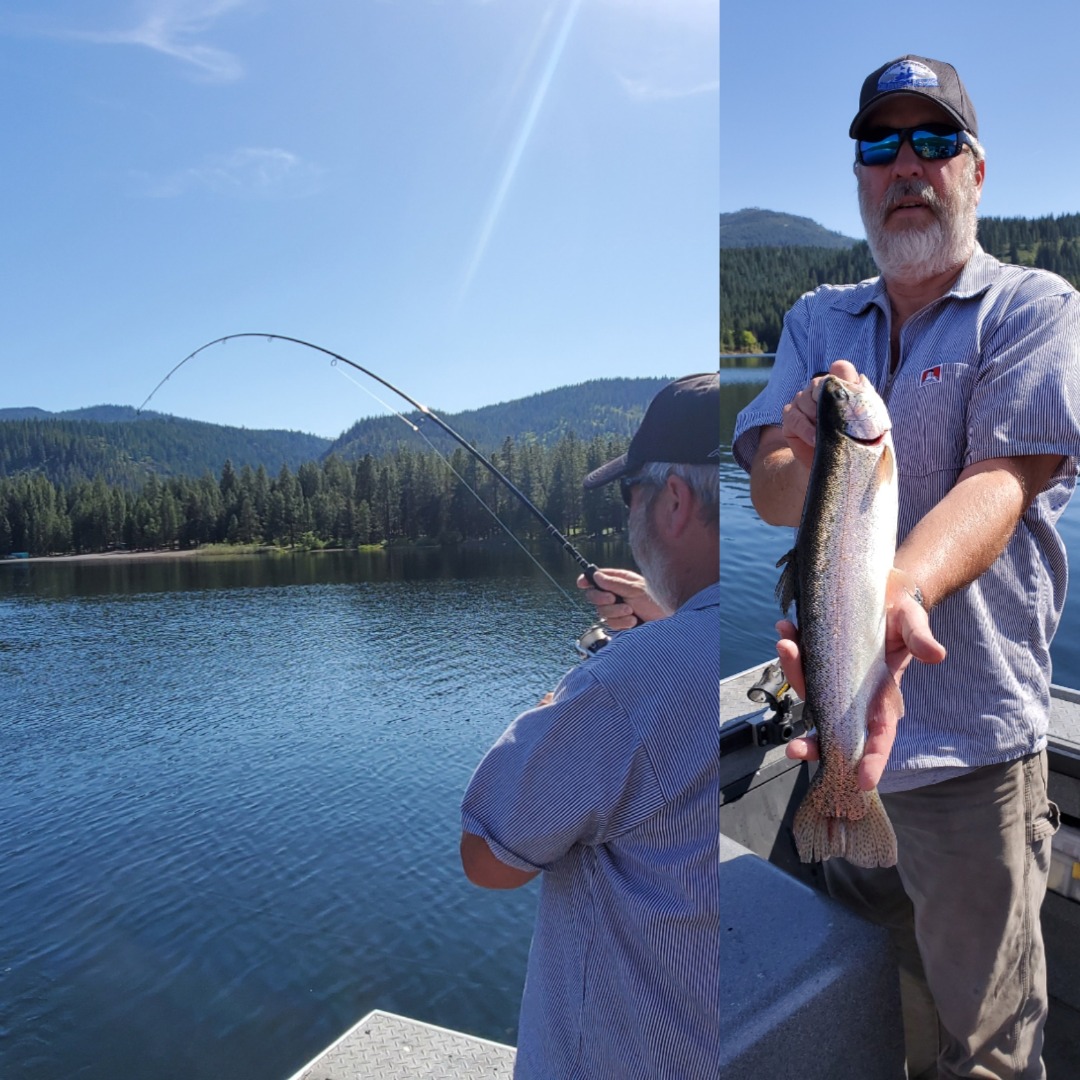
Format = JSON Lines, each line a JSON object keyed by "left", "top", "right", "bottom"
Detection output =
{"left": 139, "top": 333, "right": 614, "bottom": 650}
{"left": 332, "top": 363, "right": 419, "bottom": 433}
{"left": 333, "top": 361, "right": 580, "bottom": 610}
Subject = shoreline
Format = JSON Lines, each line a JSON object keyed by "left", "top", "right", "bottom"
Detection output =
{"left": 2, "top": 535, "right": 624, "bottom": 567}
{"left": 3, "top": 548, "right": 232, "bottom": 566}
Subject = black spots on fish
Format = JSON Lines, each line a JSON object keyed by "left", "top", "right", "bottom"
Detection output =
{"left": 858, "top": 473, "right": 879, "bottom": 516}
{"left": 775, "top": 549, "right": 798, "bottom": 615}
{"left": 792, "top": 776, "right": 898, "bottom": 868}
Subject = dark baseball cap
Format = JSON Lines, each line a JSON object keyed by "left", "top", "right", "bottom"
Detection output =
{"left": 582, "top": 373, "right": 720, "bottom": 490}
{"left": 849, "top": 55, "right": 978, "bottom": 139}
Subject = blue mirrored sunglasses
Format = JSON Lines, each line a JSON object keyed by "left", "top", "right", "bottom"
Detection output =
{"left": 856, "top": 125, "right": 974, "bottom": 167}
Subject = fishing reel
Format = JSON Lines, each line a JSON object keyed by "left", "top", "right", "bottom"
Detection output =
{"left": 576, "top": 621, "right": 613, "bottom": 656}
{"left": 575, "top": 564, "right": 637, "bottom": 656}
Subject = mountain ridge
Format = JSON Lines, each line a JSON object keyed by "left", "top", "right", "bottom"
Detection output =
{"left": 0, "top": 376, "right": 671, "bottom": 489}
{"left": 719, "top": 208, "right": 860, "bottom": 249}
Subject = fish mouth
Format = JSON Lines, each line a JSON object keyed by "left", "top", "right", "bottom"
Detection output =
{"left": 848, "top": 431, "right": 888, "bottom": 447}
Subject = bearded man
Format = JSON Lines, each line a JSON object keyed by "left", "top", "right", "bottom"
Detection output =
{"left": 726, "top": 56, "right": 1080, "bottom": 1079}
{"left": 461, "top": 374, "right": 719, "bottom": 1080}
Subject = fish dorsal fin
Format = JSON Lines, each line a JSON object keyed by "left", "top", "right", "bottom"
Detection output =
{"left": 775, "top": 548, "right": 797, "bottom": 615}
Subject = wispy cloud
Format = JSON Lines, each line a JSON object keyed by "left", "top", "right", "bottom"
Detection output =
{"left": 66, "top": 0, "right": 248, "bottom": 83}
{"left": 617, "top": 74, "right": 719, "bottom": 101}
{"left": 134, "top": 147, "right": 326, "bottom": 199}
{"left": 597, "top": 0, "right": 717, "bottom": 102}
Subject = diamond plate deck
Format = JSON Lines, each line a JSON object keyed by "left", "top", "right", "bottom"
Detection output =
{"left": 287, "top": 1010, "right": 516, "bottom": 1080}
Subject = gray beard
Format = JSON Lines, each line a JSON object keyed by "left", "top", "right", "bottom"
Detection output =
{"left": 629, "top": 498, "right": 679, "bottom": 615}
{"left": 860, "top": 171, "right": 979, "bottom": 282}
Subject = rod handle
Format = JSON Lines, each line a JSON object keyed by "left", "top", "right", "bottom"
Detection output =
{"left": 583, "top": 562, "right": 625, "bottom": 605}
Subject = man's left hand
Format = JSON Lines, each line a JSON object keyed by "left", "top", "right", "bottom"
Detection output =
{"left": 775, "top": 568, "right": 946, "bottom": 790}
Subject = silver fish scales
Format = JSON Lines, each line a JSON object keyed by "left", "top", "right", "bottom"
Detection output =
{"left": 777, "top": 373, "right": 901, "bottom": 869}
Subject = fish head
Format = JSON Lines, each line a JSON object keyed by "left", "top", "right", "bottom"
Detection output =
{"left": 817, "top": 374, "right": 892, "bottom": 446}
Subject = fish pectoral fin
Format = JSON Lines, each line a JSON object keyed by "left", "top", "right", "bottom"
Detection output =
{"left": 877, "top": 440, "right": 897, "bottom": 486}
{"left": 775, "top": 548, "right": 797, "bottom": 614}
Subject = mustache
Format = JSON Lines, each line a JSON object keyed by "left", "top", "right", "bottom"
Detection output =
{"left": 881, "top": 180, "right": 942, "bottom": 216}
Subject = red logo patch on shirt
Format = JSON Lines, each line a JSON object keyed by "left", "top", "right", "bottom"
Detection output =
{"left": 920, "top": 365, "right": 943, "bottom": 386}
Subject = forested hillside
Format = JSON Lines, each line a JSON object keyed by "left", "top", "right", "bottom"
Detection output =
{"left": 328, "top": 377, "right": 668, "bottom": 458}
{"left": 721, "top": 212, "right": 1080, "bottom": 353}
{"left": 0, "top": 377, "right": 669, "bottom": 557}
{"left": 0, "top": 434, "right": 629, "bottom": 557}
{"left": 0, "top": 413, "right": 330, "bottom": 489}
{"left": 720, "top": 244, "right": 878, "bottom": 353}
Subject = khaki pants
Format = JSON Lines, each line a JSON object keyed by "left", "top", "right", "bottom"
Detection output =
{"left": 823, "top": 751, "right": 1058, "bottom": 1080}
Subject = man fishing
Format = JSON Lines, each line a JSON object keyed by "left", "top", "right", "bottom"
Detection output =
{"left": 723, "top": 55, "right": 1080, "bottom": 1080}
{"left": 459, "top": 373, "right": 719, "bottom": 1079}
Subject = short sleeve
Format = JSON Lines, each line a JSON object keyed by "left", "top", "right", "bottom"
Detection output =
{"left": 966, "top": 290, "right": 1080, "bottom": 479}
{"left": 460, "top": 665, "right": 664, "bottom": 872}
{"left": 731, "top": 292, "right": 815, "bottom": 472}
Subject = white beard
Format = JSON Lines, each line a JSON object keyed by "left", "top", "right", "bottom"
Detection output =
{"left": 629, "top": 496, "right": 679, "bottom": 615}
{"left": 860, "top": 164, "right": 980, "bottom": 282}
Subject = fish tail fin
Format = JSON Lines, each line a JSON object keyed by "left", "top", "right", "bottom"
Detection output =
{"left": 792, "top": 773, "right": 898, "bottom": 869}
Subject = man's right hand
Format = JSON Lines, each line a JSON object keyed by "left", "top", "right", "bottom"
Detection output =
{"left": 750, "top": 359, "right": 864, "bottom": 527}
{"left": 780, "top": 358, "right": 863, "bottom": 470}
{"left": 576, "top": 568, "right": 670, "bottom": 629}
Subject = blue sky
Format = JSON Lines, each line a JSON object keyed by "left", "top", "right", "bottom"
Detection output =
{"left": 721, "top": 1, "right": 1080, "bottom": 243}
{"left": 1, "top": 1, "right": 717, "bottom": 437}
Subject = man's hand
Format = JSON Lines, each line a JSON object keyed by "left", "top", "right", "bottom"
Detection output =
{"left": 779, "top": 358, "right": 863, "bottom": 469}
{"left": 776, "top": 569, "right": 946, "bottom": 790}
{"left": 751, "top": 359, "right": 865, "bottom": 527}
{"left": 576, "top": 568, "right": 670, "bottom": 628}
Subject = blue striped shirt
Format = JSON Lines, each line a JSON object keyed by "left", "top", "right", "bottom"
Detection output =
{"left": 461, "top": 584, "right": 720, "bottom": 1079}
{"left": 732, "top": 246, "right": 1080, "bottom": 783}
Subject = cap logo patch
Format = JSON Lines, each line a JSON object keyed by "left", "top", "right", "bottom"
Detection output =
{"left": 878, "top": 60, "right": 939, "bottom": 92}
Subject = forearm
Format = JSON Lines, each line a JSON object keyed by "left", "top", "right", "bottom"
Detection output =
{"left": 460, "top": 832, "right": 540, "bottom": 889}
{"left": 748, "top": 438, "right": 810, "bottom": 528}
{"left": 894, "top": 456, "right": 1059, "bottom": 608}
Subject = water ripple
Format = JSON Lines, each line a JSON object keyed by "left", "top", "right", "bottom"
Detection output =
{"left": 0, "top": 552, "right": 571, "bottom": 1079}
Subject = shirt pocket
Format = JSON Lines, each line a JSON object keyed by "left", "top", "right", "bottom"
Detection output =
{"left": 889, "top": 362, "right": 974, "bottom": 477}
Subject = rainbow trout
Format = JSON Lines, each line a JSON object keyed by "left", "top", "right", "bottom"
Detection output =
{"left": 777, "top": 373, "right": 901, "bottom": 869}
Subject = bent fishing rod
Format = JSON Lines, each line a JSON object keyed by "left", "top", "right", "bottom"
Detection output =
{"left": 138, "top": 333, "right": 617, "bottom": 653}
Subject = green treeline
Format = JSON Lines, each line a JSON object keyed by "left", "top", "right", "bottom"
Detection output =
{"left": 720, "top": 213, "right": 1080, "bottom": 353}
{"left": 720, "top": 243, "right": 878, "bottom": 353}
{"left": 0, "top": 433, "right": 630, "bottom": 558}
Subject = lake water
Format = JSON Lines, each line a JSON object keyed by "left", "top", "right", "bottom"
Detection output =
{"left": 10, "top": 396, "right": 1080, "bottom": 1079}
{"left": 0, "top": 545, "right": 628, "bottom": 1080}
{"left": 720, "top": 367, "right": 1080, "bottom": 686}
